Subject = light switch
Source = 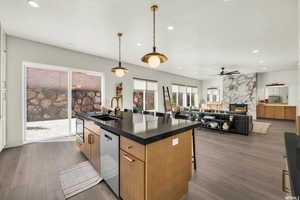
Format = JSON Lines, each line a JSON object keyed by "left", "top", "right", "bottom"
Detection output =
{"left": 172, "top": 138, "right": 179, "bottom": 146}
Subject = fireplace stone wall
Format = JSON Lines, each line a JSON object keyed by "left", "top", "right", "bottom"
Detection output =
{"left": 223, "top": 73, "right": 257, "bottom": 119}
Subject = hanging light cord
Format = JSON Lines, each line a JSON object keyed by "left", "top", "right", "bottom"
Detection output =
{"left": 118, "top": 33, "right": 122, "bottom": 66}
{"left": 153, "top": 6, "right": 156, "bottom": 51}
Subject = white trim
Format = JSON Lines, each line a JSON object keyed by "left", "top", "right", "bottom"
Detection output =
{"left": 22, "top": 61, "right": 104, "bottom": 144}
{"left": 68, "top": 71, "right": 72, "bottom": 136}
{"left": 21, "top": 63, "right": 26, "bottom": 144}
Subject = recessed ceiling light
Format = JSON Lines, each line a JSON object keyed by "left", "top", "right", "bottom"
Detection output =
{"left": 167, "top": 26, "right": 174, "bottom": 30}
{"left": 259, "top": 60, "right": 264, "bottom": 64}
{"left": 262, "top": 67, "right": 268, "bottom": 70}
{"left": 177, "top": 67, "right": 182, "bottom": 70}
{"left": 224, "top": 0, "right": 232, "bottom": 2}
{"left": 137, "top": 43, "right": 142, "bottom": 47}
{"left": 252, "top": 49, "right": 259, "bottom": 54}
{"left": 28, "top": 0, "right": 40, "bottom": 8}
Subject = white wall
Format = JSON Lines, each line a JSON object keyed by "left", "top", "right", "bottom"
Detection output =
{"left": 298, "top": 68, "right": 300, "bottom": 114}
{"left": 298, "top": 0, "right": 300, "bottom": 115}
{"left": 257, "top": 70, "right": 298, "bottom": 106}
{"left": 6, "top": 36, "right": 201, "bottom": 147}
{"left": 201, "top": 77, "right": 223, "bottom": 104}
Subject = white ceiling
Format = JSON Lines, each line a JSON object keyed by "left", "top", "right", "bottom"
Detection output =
{"left": 0, "top": 0, "right": 298, "bottom": 80}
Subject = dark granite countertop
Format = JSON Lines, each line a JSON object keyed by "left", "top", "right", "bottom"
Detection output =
{"left": 77, "top": 112, "right": 200, "bottom": 145}
{"left": 284, "top": 132, "right": 300, "bottom": 197}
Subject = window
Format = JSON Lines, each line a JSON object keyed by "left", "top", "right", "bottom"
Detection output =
{"left": 171, "top": 85, "right": 178, "bottom": 106}
{"left": 172, "top": 84, "right": 198, "bottom": 108}
{"left": 133, "top": 79, "right": 158, "bottom": 111}
{"left": 207, "top": 88, "right": 219, "bottom": 104}
{"left": 192, "top": 87, "right": 199, "bottom": 107}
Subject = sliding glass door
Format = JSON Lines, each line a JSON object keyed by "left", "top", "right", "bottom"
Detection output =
{"left": 24, "top": 63, "right": 102, "bottom": 142}
{"left": 71, "top": 72, "right": 102, "bottom": 135}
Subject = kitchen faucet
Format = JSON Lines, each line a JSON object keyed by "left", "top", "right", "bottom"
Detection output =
{"left": 111, "top": 95, "right": 122, "bottom": 117}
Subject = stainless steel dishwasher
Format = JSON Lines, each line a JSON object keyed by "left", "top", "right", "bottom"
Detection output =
{"left": 100, "top": 128, "right": 119, "bottom": 196}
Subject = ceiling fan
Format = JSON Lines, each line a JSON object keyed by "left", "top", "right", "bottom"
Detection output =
{"left": 218, "top": 67, "right": 240, "bottom": 76}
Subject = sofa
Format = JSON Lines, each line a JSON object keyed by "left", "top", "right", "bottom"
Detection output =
{"left": 175, "top": 111, "right": 253, "bottom": 136}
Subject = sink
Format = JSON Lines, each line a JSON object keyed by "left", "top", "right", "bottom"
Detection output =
{"left": 91, "top": 114, "right": 119, "bottom": 121}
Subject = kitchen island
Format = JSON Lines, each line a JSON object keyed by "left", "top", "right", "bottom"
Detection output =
{"left": 75, "top": 111, "right": 200, "bottom": 200}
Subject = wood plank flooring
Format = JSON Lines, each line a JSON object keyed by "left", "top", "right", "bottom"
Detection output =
{"left": 0, "top": 119, "right": 295, "bottom": 200}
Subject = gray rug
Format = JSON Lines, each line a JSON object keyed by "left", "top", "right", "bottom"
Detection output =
{"left": 59, "top": 161, "right": 102, "bottom": 199}
{"left": 252, "top": 121, "right": 271, "bottom": 134}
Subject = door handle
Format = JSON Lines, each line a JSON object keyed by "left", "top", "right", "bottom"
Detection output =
{"left": 104, "top": 134, "right": 112, "bottom": 141}
{"left": 88, "top": 134, "right": 94, "bottom": 144}
{"left": 90, "top": 134, "right": 94, "bottom": 144}
{"left": 88, "top": 134, "right": 91, "bottom": 144}
{"left": 123, "top": 155, "right": 135, "bottom": 163}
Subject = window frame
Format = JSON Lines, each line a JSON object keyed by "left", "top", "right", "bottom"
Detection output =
{"left": 133, "top": 78, "right": 158, "bottom": 111}
{"left": 172, "top": 84, "right": 198, "bottom": 108}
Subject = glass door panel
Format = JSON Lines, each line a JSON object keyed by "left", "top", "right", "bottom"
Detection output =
{"left": 25, "top": 67, "right": 69, "bottom": 141}
{"left": 71, "top": 72, "right": 102, "bottom": 135}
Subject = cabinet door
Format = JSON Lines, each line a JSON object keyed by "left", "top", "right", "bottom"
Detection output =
{"left": 274, "top": 106, "right": 285, "bottom": 119}
{"left": 264, "top": 106, "right": 275, "bottom": 119}
{"left": 256, "top": 105, "right": 264, "bottom": 118}
{"left": 284, "top": 107, "right": 296, "bottom": 120}
{"left": 90, "top": 133, "right": 100, "bottom": 173}
{"left": 81, "top": 128, "right": 91, "bottom": 159}
{"left": 120, "top": 150, "right": 145, "bottom": 200}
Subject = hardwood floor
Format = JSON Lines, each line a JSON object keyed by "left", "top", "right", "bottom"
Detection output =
{"left": 0, "top": 119, "right": 295, "bottom": 200}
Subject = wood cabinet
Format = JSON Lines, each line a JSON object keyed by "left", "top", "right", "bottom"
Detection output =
{"left": 297, "top": 116, "right": 300, "bottom": 136}
{"left": 120, "top": 130, "right": 192, "bottom": 200}
{"left": 256, "top": 105, "right": 296, "bottom": 120}
{"left": 256, "top": 104, "right": 265, "bottom": 118}
{"left": 120, "top": 136, "right": 145, "bottom": 161}
{"left": 81, "top": 128, "right": 92, "bottom": 159}
{"left": 89, "top": 132, "right": 100, "bottom": 172}
{"left": 120, "top": 150, "right": 145, "bottom": 200}
{"left": 285, "top": 106, "right": 296, "bottom": 121}
{"left": 75, "top": 119, "right": 101, "bottom": 173}
{"left": 274, "top": 106, "right": 285, "bottom": 119}
{"left": 264, "top": 106, "right": 275, "bottom": 119}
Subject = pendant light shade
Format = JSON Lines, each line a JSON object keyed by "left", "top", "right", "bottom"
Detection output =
{"left": 141, "top": 5, "right": 167, "bottom": 68}
{"left": 112, "top": 33, "right": 128, "bottom": 77}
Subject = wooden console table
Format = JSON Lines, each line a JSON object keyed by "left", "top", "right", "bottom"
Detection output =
{"left": 257, "top": 104, "right": 296, "bottom": 120}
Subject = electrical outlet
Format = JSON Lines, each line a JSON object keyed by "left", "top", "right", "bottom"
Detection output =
{"left": 172, "top": 138, "right": 179, "bottom": 146}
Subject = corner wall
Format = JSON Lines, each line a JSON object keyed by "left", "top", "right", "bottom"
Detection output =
{"left": 6, "top": 36, "right": 201, "bottom": 147}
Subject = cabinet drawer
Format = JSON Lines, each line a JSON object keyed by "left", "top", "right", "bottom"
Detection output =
{"left": 120, "top": 137, "right": 145, "bottom": 161}
{"left": 120, "top": 150, "right": 145, "bottom": 200}
{"left": 85, "top": 119, "right": 100, "bottom": 133}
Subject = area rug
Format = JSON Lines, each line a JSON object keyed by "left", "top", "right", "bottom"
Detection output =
{"left": 252, "top": 121, "right": 271, "bottom": 134}
{"left": 59, "top": 161, "right": 102, "bottom": 199}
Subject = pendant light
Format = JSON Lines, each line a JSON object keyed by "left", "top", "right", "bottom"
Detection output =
{"left": 112, "top": 33, "right": 128, "bottom": 77}
{"left": 141, "top": 5, "right": 168, "bottom": 68}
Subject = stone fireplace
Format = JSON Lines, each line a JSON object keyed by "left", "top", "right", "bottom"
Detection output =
{"left": 229, "top": 104, "right": 248, "bottom": 113}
